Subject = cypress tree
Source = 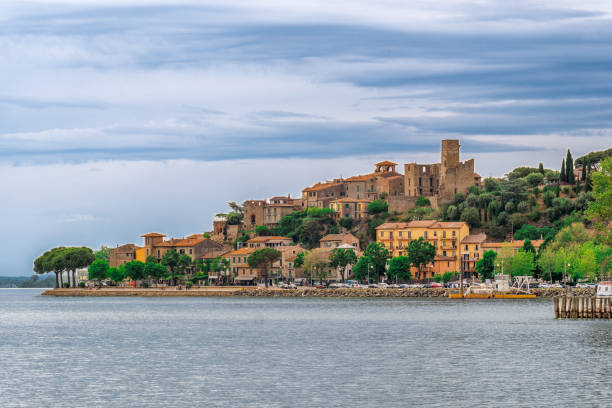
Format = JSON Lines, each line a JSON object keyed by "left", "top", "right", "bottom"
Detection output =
{"left": 560, "top": 158, "right": 566, "bottom": 183}
{"left": 566, "top": 149, "right": 574, "bottom": 185}
{"left": 538, "top": 162, "right": 544, "bottom": 174}
{"left": 581, "top": 162, "right": 586, "bottom": 183}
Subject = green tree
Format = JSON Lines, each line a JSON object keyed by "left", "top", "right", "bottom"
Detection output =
{"left": 144, "top": 262, "right": 167, "bottom": 286}
{"left": 387, "top": 256, "right": 412, "bottom": 282}
{"left": 352, "top": 256, "right": 371, "bottom": 283}
{"left": 145, "top": 254, "right": 158, "bottom": 264}
{"left": 107, "top": 267, "right": 124, "bottom": 284}
{"left": 34, "top": 247, "right": 67, "bottom": 288}
{"left": 363, "top": 242, "right": 390, "bottom": 282}
{"left": 329, "top": 248, "right": 357, "bottom": 282}
{"left": 442, "top": 271, "right": 454, "bottom": 283}
{"left": 585, "top": 157, "right": 612, "bottom": 244}
{"left": 95, "top": 246, "right": 110, "bottom": 262}
{"left": 124, "top": 260, "right": 146, "bottom": 283}
{"left": 460, "top": 207, "right": 480, "bottom": 228}
{"left": 368, "top": 200, "right": 388, "bottom": 215}
{"left": 560, "top": 158, "right": 566, "bottom": 183}
{"left": 521, "top": 238, "right": 536, "bottom": 254}
{"left": 475, "top": 250, "right": 497, "bottom": 282}
{"left": 255, "top": 225, "right": 271, "bottom": 236}
{"left": 293, "top": 251, "right": 307, "bottom": 268}
{"left": 161, "top": 249, "right": 180, "bottom": 285}
{"left": 64, "top": 247, "right": 95, "bottom": 287}
{"left": 446, "top": 205, "right": 458, "bottom": 220}
{"left": 339, "top": 217, "right": 354, "bottom": 230}
{"left": 538, "top": 162, "right": 545, "bottom": 174}
{"left": 406, "top": 238, "right": 436, "bottom": 281}
{"left": 526, "top": 172, "right": 544, "bottom": 188}
{"left": 177, "top": 255, "right": 193, "bottom": 275}
{"left": 298, "top": 218, "right": 324, "bottom": 249}
{"left": 88, "top": 259, "right": 109, "bottom": 282}
{"left": 566, "top": 149, "right": 575, "bottom": 185}
{"left": 247, "top": 248, "right": 282, "bottom": 287}
{"left": 507, "top": 251, "right": 536, "bottom": 277}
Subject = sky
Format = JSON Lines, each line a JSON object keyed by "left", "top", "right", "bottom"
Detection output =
{"left": 1, "top": 0, "right": 612, "bottom": 275}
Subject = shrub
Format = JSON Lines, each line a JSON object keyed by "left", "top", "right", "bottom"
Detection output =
{"left": 78, "top": 282, "right": 85, "bottom": 288}
{"left": 460, "top": 207, "right": 480, "bottom": 228}
{"left": 433, "top": 274, "right": 442, "bottom": 283}
{"left": 517, "top": 201, "right": 529, "bottom": 213}
{"left": 417, "top": 196, "right": 431, "bottom": 207}
{"left": 562, "top": 186, "right": 570, "bottom": 195}
{"left": 526, "top": 172, "right": 544, "bottom": 188}
{"left": 255, "top": 225, "right": 271, "bottom": 236}
{"left": 339, "top": 217, "right": 354, "bottom": 230}
{"left": 368, "top": 200, "right": 388, "bottom": 215}
{"left": 529, "top": 211, "right": 542, "bottom": 222}
{"left": 63, "top": 282, "right": 70, "bottom": 288}
{"left": 186, "top": 282, "right": 193, "bottom": 289}
{"left": 442, "top": 271, "right": 454, "bottom": 283}
{"left": 542, "top": 191, "right": 555, "bottom": 207}
{"left": 504, "top": 201, "right": 515, "bottom": 213}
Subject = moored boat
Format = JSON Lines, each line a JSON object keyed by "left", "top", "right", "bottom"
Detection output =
{"left": 596, "top": 281, "right": 612, "bottom": 298}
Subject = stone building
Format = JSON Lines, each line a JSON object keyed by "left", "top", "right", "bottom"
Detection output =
{"left": 319, "top": 233, "right": 360, "bottom": 250}
{"left": 404, "top": 140, "right": 478, "bottom": 204}
{"left": 109, "top": 243, "right": 141, "bottom": 268}
{"left": 328, "top": 197, "right": 370, "bottom": 220}
{"left": 242, "top": 195, "right": 302, "bottom": 229}
{"left": 301, "top": 180, "right": 346, "bottom": 209}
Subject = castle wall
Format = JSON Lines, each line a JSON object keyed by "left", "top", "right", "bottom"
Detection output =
{"left": 404, "top": 163, "right": 440, "bottom": 197}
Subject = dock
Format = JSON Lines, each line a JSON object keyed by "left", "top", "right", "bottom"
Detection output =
{"left": 554, "top": 296, "right": 612, "bottom": 319}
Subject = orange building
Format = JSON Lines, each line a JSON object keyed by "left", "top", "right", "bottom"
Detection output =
{"left": 376, "top": 220, "right": 470, "bottom": 278}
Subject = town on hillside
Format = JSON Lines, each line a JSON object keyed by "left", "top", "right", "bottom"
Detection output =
{"left": 35, "top": 140, "right": 611, "bottom": 288}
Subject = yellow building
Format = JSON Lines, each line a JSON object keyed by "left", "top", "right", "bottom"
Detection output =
{"left": 459, "top": 233, "right": 487, "bottom": 277}
{"left": 376, "top": 220, "right": 470, "bottom": 278}
{"left": 329, "top": 198, "right": 371, "bottom": 219}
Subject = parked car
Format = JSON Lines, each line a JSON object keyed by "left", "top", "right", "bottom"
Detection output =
{"left": 315, "top": 284, "right": 326, "bottom": 289}
{"left": 377, "top": 282, "right": 389, "bottom": 288}
{"left": 430, "top": 282, "right": 443, "bottom": 288}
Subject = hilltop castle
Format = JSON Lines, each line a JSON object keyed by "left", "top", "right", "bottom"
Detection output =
{"left": 228, "top": 139, "right": 480, "bottom": 233}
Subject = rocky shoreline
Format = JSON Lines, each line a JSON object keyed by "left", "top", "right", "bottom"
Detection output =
{"left": 42, "top": 287, "right": 595, "bottom": 298}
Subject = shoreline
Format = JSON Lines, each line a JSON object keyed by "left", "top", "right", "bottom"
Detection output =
{"left": 41, "top": 287, "right": 595, "bottom": 298}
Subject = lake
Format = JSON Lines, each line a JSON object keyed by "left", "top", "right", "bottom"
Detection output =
{"left": 1, "top": 289, "right": 610, "bottom": 407}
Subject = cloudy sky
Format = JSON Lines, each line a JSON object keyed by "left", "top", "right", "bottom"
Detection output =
{"left": 1, "top": 0, "right": 611, "bottom": 275}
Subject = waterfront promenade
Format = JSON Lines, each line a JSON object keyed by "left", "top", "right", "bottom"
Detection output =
{"left": 42, "top": 286, "right": 595, "bottom": 298}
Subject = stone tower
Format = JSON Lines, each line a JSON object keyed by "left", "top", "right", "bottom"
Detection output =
{"left": 440, "top": 139, "right": 460, "bottom": 172}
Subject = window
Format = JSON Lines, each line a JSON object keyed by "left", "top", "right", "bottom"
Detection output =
{"left": 452, "top": 251, "right": 456, "bottom": 257}
{"left": 357, "top": 186, "right": 360, "bottom": 192}
{"left": 465, "top": 245, "right": 468, "bottom": 250}
{"left": 399, "top": 231, "right": 403, "bottom": 237}
{"left": 408, "top": 231, "right": 412, "bottom": 239}
{"left": 380, "top": 231, "right": 384, "bottom": 237}
{"left": 389, "top": 232, "right": 393, "bottom": 239}
{"left": 443, "top": 251, "right": 447, "bottom": 256}
{"left": 433, "top": 231, "right": 437, "bottom": 237}
{"left": 424, "top": 231, "right": 428, "bottom": 239}
{"left": 189, "top": 249, "right": 193, "bottom": 255}
{"left": 452, "top": 231, "right": 456, "bottom": 237}
{"left": 443, "top": 231, "right": 446, "bottom": 238}
{"left": 475, "top": 244, "right": 479, "bottom": 250}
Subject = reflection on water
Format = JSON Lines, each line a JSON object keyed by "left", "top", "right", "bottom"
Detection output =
{"left": 0, "top": 289, "right": 610, "bottom": 408}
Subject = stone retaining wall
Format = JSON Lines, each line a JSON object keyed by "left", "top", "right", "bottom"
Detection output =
{"left": 43, "top": 287, "right": 595, "bottom": 298}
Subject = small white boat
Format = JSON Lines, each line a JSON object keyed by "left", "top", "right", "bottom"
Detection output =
{"left": 596, "top": 281, "right": 612, "bottom": 298}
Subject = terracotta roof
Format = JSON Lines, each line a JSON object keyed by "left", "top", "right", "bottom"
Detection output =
{"left": 269, "top": 195, "right": 293, "bottom": 201}
{"left": 320, "top": 233, "right": 358, "bottom": 242}
{"left": 482, "top": 240, "right": 544, "bottom": 249}
{"left": 345, "top": 173, "right": 377, "bottom": 182}
{"left": 303, "top": 181, "right": 343, "bottom": 192}
{"left": 376, "top": 222, "right": 411, "bottom": 230}
{"left": 247, "top": 236, "right": 293, "bottom": 242}
{"left": 461, "top": 233, "right": 487, "bottom": 244}
{"left": 431, "top": 222, "right": 467, "bottom": 229}
{"left": 223, "top": 247, "right": 256, "bottom": 256}
{"left": 112, "top": 243, "right": 141, "bottom": 251}
{"left": 376, "top": 160, "right": 397, "bottom": 166}
{"left": 141, "top": 233, "right": 165, "bottom": 237}
{"left": 406, "top": 220, "right": 439, "bottom": 228}
{"left": 474, "top": 172, "right": 481, "bottom": 178}
{"left": 329, "top": 197, "right": 372, "bottom": 203}
{"left": 186, "top": 234, "right": 203, "bottom": 239}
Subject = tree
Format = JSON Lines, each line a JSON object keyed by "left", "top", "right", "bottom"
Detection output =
{"left": 339, "top": 217, "right": 354, "bottom": 230}
{"left": 521, "top": 238, "right": 535, "bottom": 254}
{"left": 526, "top": 172, "right": 544, "bottom": 188}
{"left": 585, "top": 157, "right": 612, "bottom": 244}
{"left": 566, "top": 149, "right": 575, "bottom": 185}
{"left": 88, "top": 259, "right": 109, "bottom": 282}
{"left": 507, "top": 251, "right": 536, "bottom": 277}
{"left": 302, "top": 248, "right": 331, "bottom": 284}
{"left": 145, "top": 255, "right": 157, "bottom": 264}
{"left": 64, "top": 247, "right": 95, "bottom": 287}
{"left": 34, "top": 247, "right": 68, "bottom": 288}
{"left": 161, "top": 249, "right": 180, "bottom": 285}
{"left": 475, "top": 250, "right": 497, "bottom": 282}
{"left": 442, "top": 271, "right": 454, "bottom": 283}
{"left": 255, "top": 225, "right": 271, "bottom": 236}
{"left": 144, "top": 262, "right": 167, "bottom": 286}
{"left": 538, "top": 162, "right": 545, "bottom": 174}
{"left": 446, "top": 205, "right": 458, "bottom": 220}
{"left": 352, "top": 256, "right": 371, "bottom": 283}
{"left": 124, "top": 260, "right": 146, "bottom": 283}
{"left": 581, "top": 164, "right": 587, "bottom": 184}
{"left": 363, "top": 242, "right": 389, "bottom": 282}
{"left": 386, "top": 256, "right": 412, "bottom": 282}
{"left": 95, "top": 246, "right": 110, "bottom": 262}
{"left": 107, "top": 267, "right": 124, "bottom": 284}
{"left": 177, "top": 255, "right": 193, "bottom": 275}
{"left": 329, "top": 248, "right": 357, "bottom": 282}
{"left": 560, "top": 158, "right": 566, "bottom": 183}
{"left": 542, "top": 191, "right": 555, "bottom": 207}
{"left": 368, "top": 200, "right": 388, "bottom": 215}
{"left": 298, "top": 218, "right": 324, "bottom": 249}
{"left": 406, "top": 238, "right": 436, "bottom": 281}
{"left": 293, "top": 251, "right": 307, "bottom": 268}
{"left": 247, "top": 248, "right": 282, "bottom": 287}
{"left": 460, "top": 207, "right": 480, "bottom": 228}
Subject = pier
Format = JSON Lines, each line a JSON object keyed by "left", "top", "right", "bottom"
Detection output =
{"left": 554, "top": 296, "right": 612, "bottom": 319}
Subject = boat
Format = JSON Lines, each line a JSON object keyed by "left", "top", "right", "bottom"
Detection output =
{"left": 596, "top": 281, "right": 612, "bottom": 298}
{"left": 449, "top": 274, "right": 536, "bottom": 299}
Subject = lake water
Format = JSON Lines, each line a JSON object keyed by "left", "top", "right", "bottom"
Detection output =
{"left": 1, "top": 289, "right": 610, "bottom": 407}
